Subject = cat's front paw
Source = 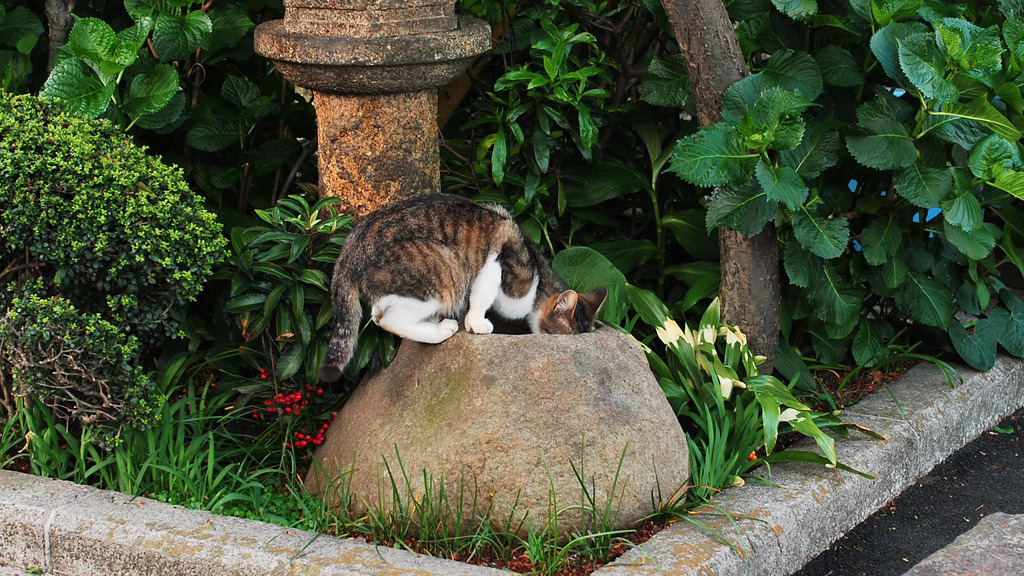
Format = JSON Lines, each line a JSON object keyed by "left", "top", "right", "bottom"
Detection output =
{"left": 437, "top": 319, "right": 460, "bottom": 340}
{"left": 464, "top": 312, "right": 493, "bottom": 334}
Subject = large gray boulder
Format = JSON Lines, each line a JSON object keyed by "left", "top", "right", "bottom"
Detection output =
{"left": 305, "top": 326, "right": 690, "bottom": 538}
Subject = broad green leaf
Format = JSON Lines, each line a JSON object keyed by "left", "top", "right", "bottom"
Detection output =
{"left": 39, "top": 59, "right": 114, "bottom": 117}
{"left": 893, "top": 162, "right": 953, "bottom": 208}
{"left": 897, "top": 33, "right": 959, "bottom": 103}
{"left": 792, "top": 208, "right": 848, "bottom": 259}
{"left": 187, "top": 111, "right": 240, "bottom": 152}
{"left": 202, "top": 5, "right": 255, "bottom": 53}
{"left": 881, "top": 255, "right": 909, "bottom": 289}
{"left": 936, "top": 19, "right": 1004, "bottom": 79}
{"left": 968, "top": 135, "right": 1022, "bottom": 179}
{"left": 783, "top": 238, "right": 819, "bottom": 288}
{"left": 66, "top": 17, "right": 117, "bottom": 65}
{"left": 751, "top": 87, "right": 813, "bottom": 150}
{"left": 807, "top": 263, "right": 862, "bottom": 334}
{"left": 562, "top": 162, "right": 649, "bottom": 207}
{"left": 846, "top": 98, "right": 917, "bottom": 170}
{"left": 998, "top": 291, "right": 1024, "bottom": 356}
{"left": 705, "top": 180, "right": 776, "bottom": 236}
{"left": 941, "top": 189, "right": 983, "bottom": 231}
{"left": 640, "top": 55, "right": 690, "bottom": 108}
{"left": 871, "top": 21, "right": 929, "bottom": 86}
{"left": 992, "top": 169, "right": 1024, "bottom": 200}
{"left": 276, "top": 343, "right": 304, "bottom": 380}
{"left": 124, "top": 63, "right": 180, "bottom": 120}
{"left": 815, "top": 45, "right": 863, "bottom": 87}
{"left": 852, "top": 317, "right": 894, "bottom": 367}
{"left": 755, "top": 161, "right": 808, "bottom": 210}
{"left": 1006, "top": 18, "right": 1024, "bottom": 69}
{"left": 590, "top": 239, "right": 657, "bottom": 274}
{"left": 153, "top": 10, "right": 212, "bottom": 62}
{"left": 222, "top": 75, "right": 261, "bottom": 110}
{"left": 1, "top": 7, "right": 43, "bottom": 50}
{"left": 949, "top": 317, "right": 1001, "bottom": 371}
{"left": 662, "top": 209, "right": 719, "bottom": 262}
{"left": 761, "top": 49, "right": 823, "bottom": 100}
{"left": 943, "top": 220, "right": 995, "bottom": 259}
{"left": 553, "top": 246, "right": 627, "bottom": 325}
{"left": 779, "top": 120, "right": 840, "bottom": 179}
{"left": 132, "top": 91, "right": 185, "bottom": 131}
{"left": 722, "top": 74, "right": 763, "bottom": 124}
{"left": 895, "top": 270, "right": 955, "bottom": 329}
{"left": 930, "top": 97, "right": 1022, "bottom": 142}
{"left": 872, "top": 0, "right": 924, "bottom": 28}
{"left": 860, "top": 213, "right": 902, "bottom": 265}
{"left": 771, "top": 0, "right": 818, "bottom": 20}
{"left": 668, "top": 123, "right": 757, "bottom": 187}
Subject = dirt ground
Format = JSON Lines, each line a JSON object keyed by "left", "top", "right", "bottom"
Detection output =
{"left": 794, "top": 406, "right": 1024, "bottom": 576}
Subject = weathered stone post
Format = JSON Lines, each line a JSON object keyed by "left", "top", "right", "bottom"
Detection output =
{"left": 254, "top": 0, "right": 491, "bottom": 217}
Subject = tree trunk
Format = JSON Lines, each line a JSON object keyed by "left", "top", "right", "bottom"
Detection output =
{"left": 660, "top": 0, "right": 780, "bottom": 372}
{"left": 44, "top": 0, "right": 76, "bottom": 74}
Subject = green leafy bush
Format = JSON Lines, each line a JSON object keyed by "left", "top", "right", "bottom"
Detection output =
{"left": 0, "top": 93, "right": 226, "bottom": 346}
{"left": 668, "top": 0, "right": 1024, "bottom": 370}
{"left": 0, "top": 282, "right": 162, "bottom": 432}
{"left": 25, "top": 0, "right": 318, "bottom": 215}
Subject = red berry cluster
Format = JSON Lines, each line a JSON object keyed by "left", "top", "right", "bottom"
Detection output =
{"left": 262, "top": 383, "right": 323, "bottom": 417}
{"left": 288, "top": 417, "right": 335, "bottom": 449}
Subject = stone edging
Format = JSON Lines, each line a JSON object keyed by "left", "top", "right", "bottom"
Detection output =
{"left": 1, "top": 356, "right": 1022, "bottom": 575}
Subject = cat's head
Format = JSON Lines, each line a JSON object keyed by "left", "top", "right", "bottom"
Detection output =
{"left": 534, "top": 287, "right": 608, "bottom": 334}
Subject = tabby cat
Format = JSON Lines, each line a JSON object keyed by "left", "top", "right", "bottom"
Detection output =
{"left": 319, "top": 194, "right": 608, "bottom": 383}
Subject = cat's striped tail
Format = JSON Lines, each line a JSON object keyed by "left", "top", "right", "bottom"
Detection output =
{"left": 319, "top": 281, "right": 361, "bottom": 383}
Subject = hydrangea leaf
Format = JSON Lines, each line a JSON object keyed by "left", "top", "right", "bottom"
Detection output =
{"left": 793, "top": 208, "right": 849, "bottom": 259}
{"left": 669, "top": 123, "right": 757, "bottom": 187}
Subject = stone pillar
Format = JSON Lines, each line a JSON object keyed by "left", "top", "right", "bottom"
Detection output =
{"left": 254, "top": 2, "right": 490, "bottom": 218}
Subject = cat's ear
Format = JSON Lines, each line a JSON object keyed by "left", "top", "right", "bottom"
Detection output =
{"left": 579, "top": 287, "right": 608, "bottom": 320}
{"left": 553, "top": 290, "right": 579, "bottom": 313}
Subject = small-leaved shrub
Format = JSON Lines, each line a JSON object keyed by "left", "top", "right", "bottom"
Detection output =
{"left": 0, "top": 281, "right": 163, "bottom": 433}
{"left": 0, "top": 93, "right": 226, "bottom": 346}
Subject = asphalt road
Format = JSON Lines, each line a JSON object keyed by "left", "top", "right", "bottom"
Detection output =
{"left": 794, "top": 406, "right": 1024, "bottom": 576}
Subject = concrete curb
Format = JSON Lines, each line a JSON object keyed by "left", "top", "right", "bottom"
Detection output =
{"left": 2, "top": 356, "right": 1023, "bottom": 575}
